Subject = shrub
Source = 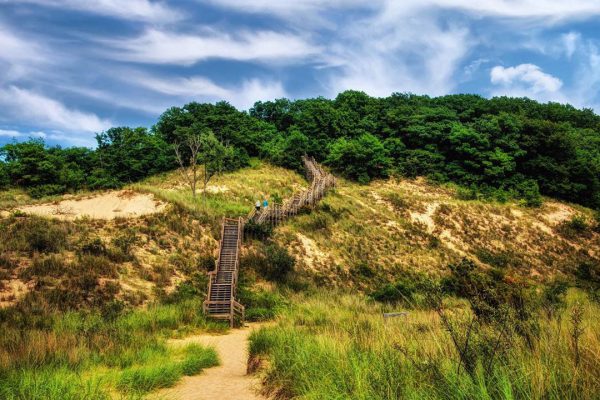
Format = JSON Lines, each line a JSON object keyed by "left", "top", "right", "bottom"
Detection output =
{"left": 371, "top": 272, "right": 436, "bottom": 304}
{"left": 109, "top": 229, "right": 139, "bottom": 261}
{"left": 20, "top": 255, "right": 66, "bottom": 280}
{"left": 541, "top": 280, "right": 568, "bottom": 317}
{"left": 576, "top": 261, "right": 600, "bottom": 285}
{"left": 558, "top": 215, "right": 591, "bottom": 238}
{"left": 241, "top": 243, "right": 294, "bottom": 282}
{"left": 2, "top": 216, "right": 69, "bottom": 254}
{"left": 78, "top": 237, "right": 107, "bottom": 256}
{"left": 244, "top": 219, "right": 273, "bottom": 240}
{"left": 27, "top": 184, "right": 66, "bottom": 199}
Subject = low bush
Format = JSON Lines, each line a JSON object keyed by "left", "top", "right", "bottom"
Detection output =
{"left": 370, "top": 272, "right": 437, "bottom": 305}
{"left": 239, "top": 287, "right": 286, "bottom": 321}
{"left": 0, "top": 216, "right": 70, "bottom": 254}
{"left": 558, "top": 215, "right": 592, "bottom": 238}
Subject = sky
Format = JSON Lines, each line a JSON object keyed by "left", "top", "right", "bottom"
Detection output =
{"left": 1, "top": 1, "right": 600, "bottom": 147}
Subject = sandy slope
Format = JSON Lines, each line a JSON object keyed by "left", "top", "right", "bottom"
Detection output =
{"left": 16, "top": 190, "right": 166, "bottom": 220}
{"left": 152, "top": 324, "right": 266, "bottom": 400}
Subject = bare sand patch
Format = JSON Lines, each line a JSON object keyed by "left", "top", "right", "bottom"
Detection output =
{"left": 16, "top": 190, "right": 166, "bottom": 220}
{"left": 296, "top": 233, "right": 329, "bottom": 270}
{"left": 0, "top": 279, "right": 29, "bottom": 308}
{"left": 543, "top": 202, "right": 575, "bottom": 225}
{"left": 409, "top": 202, "right": 439, "bottom": 233}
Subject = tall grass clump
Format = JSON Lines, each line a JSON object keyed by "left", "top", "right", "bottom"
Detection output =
{"left": 250, "top": 286, "right": 600, "bottom": 400}
{"left": 0, "top": 298, "right": 224, "bottom": 398}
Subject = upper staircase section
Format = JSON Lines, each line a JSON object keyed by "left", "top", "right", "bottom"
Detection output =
{"left": 248, "top": 156, "right": 336, "bottom": 226}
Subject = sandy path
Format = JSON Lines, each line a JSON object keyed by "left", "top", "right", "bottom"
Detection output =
{"left": 152, "top": 324, "right": 266, "bottom": 400}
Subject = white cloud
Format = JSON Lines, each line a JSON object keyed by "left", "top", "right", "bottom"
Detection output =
{"left": 490, "top": 64, "right": 566, "bottom": 103}
{"left": 0, "top": 129, "right": 46, "bottom": 139}
{"left": 0, "top": 86, "right": 111, "bottom": 135}
{"left": 105, "top": 29, "right": 320, "bottom": 66}
{"left": 3, "top": 0, "right": 181, "bottom": 22}
{"left": 0, "top": 24, "right": 48, "bottom": 83}
{"left": 491, "top": 64, "right": 562, "bottom": 93}
{"left": 205, "top": 0, "right": 600, "bottom": 22}
{"left": 130, "top": 74, "right": 287, "bottom": 110}
{"left": 561, "top": 32, "right": 581, "bottom": 59}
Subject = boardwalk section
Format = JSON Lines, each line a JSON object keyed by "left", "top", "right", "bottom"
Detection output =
{"left": 204, "top": 157, "right": 336, "bottom": 326}
{"left": 247, "top": 156, "right": 336, "bottom": 226}
{"left": 203, "top": 217, "right": 245, "bottom": 327}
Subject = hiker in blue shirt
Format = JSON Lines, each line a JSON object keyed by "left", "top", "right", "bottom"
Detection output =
{"left": 263, "top": 198, "right": 268, "bottom": 210}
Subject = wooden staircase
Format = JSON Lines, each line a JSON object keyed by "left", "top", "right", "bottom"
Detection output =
{"left": 203, "top": 217, "right": 245, "bottom": 327}
{"left": 204, "top": 157, "right": 336, "bottom": 327}
{"left": 247, "top": 156, "right": 336, "bottom": 226}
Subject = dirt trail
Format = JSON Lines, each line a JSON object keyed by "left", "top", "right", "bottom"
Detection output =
{"left": 152, "top": 324, "right": 266, "bottom": 400}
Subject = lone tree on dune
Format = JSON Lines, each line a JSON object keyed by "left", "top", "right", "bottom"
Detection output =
{"left": 174, "top": 124, "right": 227, "bottom": 206}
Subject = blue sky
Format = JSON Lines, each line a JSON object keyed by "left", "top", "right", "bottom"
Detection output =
{"left": 1, "top": 0, "right": 600, "bottom": 147}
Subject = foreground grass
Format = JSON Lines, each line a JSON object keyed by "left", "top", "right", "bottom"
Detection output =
{"left": 0, "top": 298, "right": 225, "bottom": 399}
{"left": 250, "top": 290, "right": 600, "bottom": 400}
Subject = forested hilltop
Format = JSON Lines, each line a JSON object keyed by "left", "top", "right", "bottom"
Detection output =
{"left": 1, "top": 91, "right": 599, "bottom": 209}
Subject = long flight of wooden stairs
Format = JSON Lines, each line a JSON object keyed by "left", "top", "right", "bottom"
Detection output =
{"left": 203, "top": 156, "right": 336, "bottom": 327}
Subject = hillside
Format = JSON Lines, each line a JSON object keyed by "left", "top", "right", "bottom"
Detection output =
{"left": 1, "top": 160, "right": 599, "bottom": 399}
{"left": 1, "top": 160, "right": 598, "bottom": 307}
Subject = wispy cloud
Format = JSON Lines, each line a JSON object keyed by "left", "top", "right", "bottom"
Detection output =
{"left": 206, "top": 0, "right": 600, "bottom": 22}
{"left": 131, "top": 74, "right": 287, "bottom": 110}
{"left": 104, "top": 29, "right": 320, "bottom": 66}
{"left": 0, "top": 86, "right": 111, "bottom": 135}
{"left": 0, "top": 129, "right": 45, "bottom": 138}
{"left": 3, "top": 0, "right": 181, "bottom": 22}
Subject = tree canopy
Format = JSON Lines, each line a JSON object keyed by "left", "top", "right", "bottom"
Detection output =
{"left": 1, "top": 91, "right": 599, "bottom": 209}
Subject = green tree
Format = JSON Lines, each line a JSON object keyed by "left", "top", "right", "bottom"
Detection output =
{"left": 263, "top": 128, "right": 310, "bottom": 171}
{"left": 326, "top": 133, "right": 391, "bottom": 183}
{"left": 174, "top": 126, "right": 227, "bottom": 204}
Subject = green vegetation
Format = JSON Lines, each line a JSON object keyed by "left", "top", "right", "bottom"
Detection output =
{"left": 250, "top": 287, "right": 599, "bottom": 400}
{"left": 0, "top": 298, "right": 223, "bottom": 399}
{"left": 2, "top": 92, "right": 599, "bottom": 209}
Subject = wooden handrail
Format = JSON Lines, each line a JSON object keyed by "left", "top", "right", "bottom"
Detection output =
{"left": 205, "top": 157, "right": 335, "bottom": 327}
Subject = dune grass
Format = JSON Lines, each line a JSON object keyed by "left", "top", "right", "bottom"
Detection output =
{"left": 249, "top": 290, "right": 600, "bottom": 400}
{"left": 116, "top": 343, "right": 218, "bottom": 394}
{"left": 0, "top": 298, "right": 225, "bottom": 399}
{"left": 132, "top": 159, "right": 307, "bottom": 220}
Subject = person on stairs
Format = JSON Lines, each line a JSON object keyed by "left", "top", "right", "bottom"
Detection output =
{"left": 263, "top": 198, "right": 269, "bottom": 210}
{"left": 255, "top": 200, "right": 261, "bottom": 213}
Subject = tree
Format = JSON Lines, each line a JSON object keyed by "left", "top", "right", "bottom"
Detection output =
{"left": 263, "top": 127, "right": 310, "bottom": 171}
{"left": 174, "top": 126, "right": 227, "bottom": 205}
{"left": 326, "top": 133, "right": 392, "bottom": 183}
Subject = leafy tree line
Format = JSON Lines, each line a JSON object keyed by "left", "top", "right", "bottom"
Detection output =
{"left": 252, "top": 92, "right": 600, "bottom": 209}
{"left": 1, "top": 92, "right": 599, "bottom": 209}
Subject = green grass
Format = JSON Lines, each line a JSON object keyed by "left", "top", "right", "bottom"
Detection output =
{"left": 0, "top": 298, "right": 225, "bottom": 398}
{"left": 0, "top": 367, "right": 110, "bottom": 400}
{"left": 180, "top": 343, "right": 220, "bottom": 376}
{"left": 249, "top": 290, "right": 600, "bottom": 400}
{"left": 116, "top": 343, "right": 218, "bottom": 394}
{"left": 132, "top": 159, "right": 307, "bottom": 220}
{"left": 116, "top": 362, "right": 183, "bottom": 394}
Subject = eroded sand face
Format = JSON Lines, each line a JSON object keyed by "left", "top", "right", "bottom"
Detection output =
{"left": 16, "top": 190, "right": 166, "bottom": 220}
